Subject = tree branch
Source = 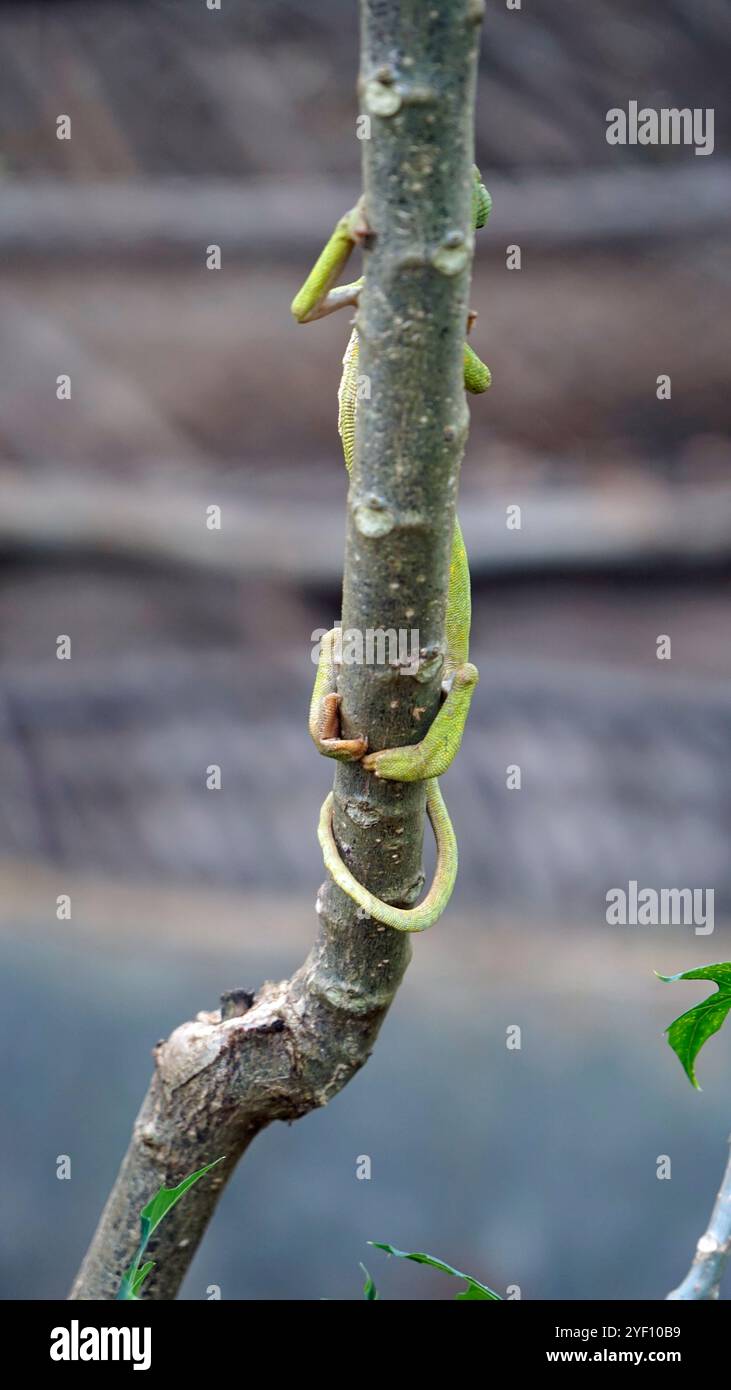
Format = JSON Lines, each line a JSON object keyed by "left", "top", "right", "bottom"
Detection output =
{"left": 332, "top": 0, "right": 483, "bottom": 905}
{"left": 70, "top": 0, "right": 483, "bottom": 1300}
{"left": 667, "top": 1136, "right": 731, "bottom": 1300}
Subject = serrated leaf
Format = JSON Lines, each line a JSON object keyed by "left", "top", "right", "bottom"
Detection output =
{"left": 359, "top": 1263, "right": 378, "bottom": 1300}
{"left": 369, "top": 1242, "right": 501, "bottom": 1300}
{"left": 657, "top": 963, "right": 731, "bottom": 1089}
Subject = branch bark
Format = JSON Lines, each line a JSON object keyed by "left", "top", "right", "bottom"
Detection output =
{"left": 70, "top": 0, "right": 483, "bottom": 1300}
{"left": 667, "top": 1136, "right": 731, "bottom": 1300}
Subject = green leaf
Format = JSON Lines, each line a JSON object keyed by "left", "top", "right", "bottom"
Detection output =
{"left": 359, "top": 1263, "right": 379, "bottom": 1300}
{"left": 116, "top": 1156, "right": 225, "bottom": 1300}
{"left": 456, "top": 1282, "right": 496, "bottom": 1301}
{"left": 138, "top": 1157, "right": 225, "bottom": 1245}
{"left": 657, "top": 964, "right": 731, "bottom": 1089}
{"left": 131, "top": 1262, "right": 155, "bottom": 1297}
{"left": 369, "top": 1243, "right": 501, "bottom": 1300}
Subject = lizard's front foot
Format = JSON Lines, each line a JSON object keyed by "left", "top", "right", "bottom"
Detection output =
{"left": 362, "top": 662, "right": 479, "bottom": 781}
{"left": 309, "top": 629, "right": 368, "bottom": 761}
{"left": 314, "top": 692, "right": 368, "bottom": 762}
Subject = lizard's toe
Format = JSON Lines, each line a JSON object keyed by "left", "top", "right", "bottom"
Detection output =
{"left": 319, "top": 735, "right": 368, "bottom": 762}
{"left": 316, "top": 693, "right": 367, "bottom": 761}
{"left": 319, "top": 692, "right": 342, "bottom": 742}
{"left": 362, "top": 746, "right": 422, "bottom": 780}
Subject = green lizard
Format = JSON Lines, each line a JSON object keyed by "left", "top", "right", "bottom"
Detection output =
{"left": 292, "top": 169, "right": 491, "bottom": 932}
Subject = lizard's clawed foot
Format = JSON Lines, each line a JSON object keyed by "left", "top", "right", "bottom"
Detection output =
{"left": 315, "top": 693, "right": 368, "bottom": 762}
{"left": 362, "top": 662, "right": 479, "bottom": 781}
{"left": 361, "top": 742, "right": 424, "bottom": 780}
{"left": 348, "top": 195, "right": 372, "bottom": 248}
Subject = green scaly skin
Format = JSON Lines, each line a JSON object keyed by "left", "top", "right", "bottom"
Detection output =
{"left": 293, "top": 169, "right": 491, "bottom": 931}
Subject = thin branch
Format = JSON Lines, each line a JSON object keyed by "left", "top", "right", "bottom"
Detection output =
{"left": 70, "top": 0, "right": 483, "bottom": 1300}
{"left": 667, "top": 1136, "right": 731, "bottom": 1300}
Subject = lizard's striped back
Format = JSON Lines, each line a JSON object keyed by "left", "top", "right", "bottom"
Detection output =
{"left": 337, "top": 328, "right": 360, "bottom": 476}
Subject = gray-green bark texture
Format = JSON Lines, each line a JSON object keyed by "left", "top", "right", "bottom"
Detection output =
{"left": 667, "top": 1137, "right": 731, "bottom": 1300}
{"left": 70, "top": 0, "right": 483, "bottom": 1300}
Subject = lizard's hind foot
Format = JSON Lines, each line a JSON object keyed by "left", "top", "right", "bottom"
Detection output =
{"left": 316, "top": 693, "right": 368, "bottom": 762}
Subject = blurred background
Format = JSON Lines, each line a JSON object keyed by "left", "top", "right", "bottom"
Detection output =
{"left": 1, "top": 0, "right": 730, "bottom": 1301}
